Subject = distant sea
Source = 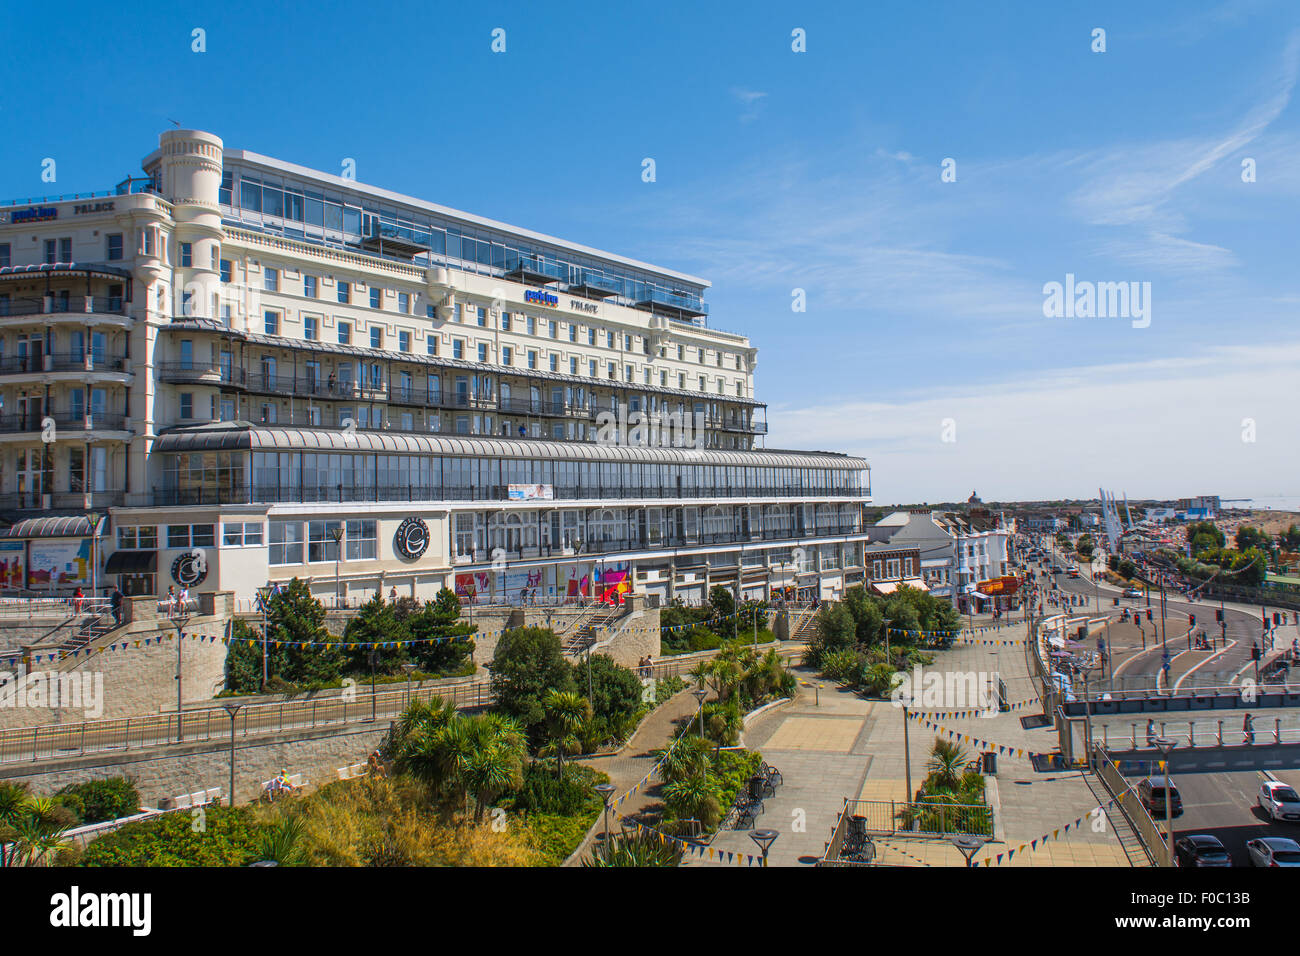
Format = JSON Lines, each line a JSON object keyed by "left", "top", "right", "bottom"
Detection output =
{"left": 1234, "top": 496, "right": 1300, "bottom": 512}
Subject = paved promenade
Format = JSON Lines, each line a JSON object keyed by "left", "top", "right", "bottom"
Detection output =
{"left": 689, "top": 620, "right": 1144, "bottom": 867}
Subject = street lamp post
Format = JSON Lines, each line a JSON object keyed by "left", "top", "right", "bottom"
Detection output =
{"left": 1152, "top": 736, "right": 1176, "bottom": 868}
{"left": 400, "top": 662, "right": 416, "bottom": 708}
{"left": 950, "top": 834, "right": 987, "bottom": 868}
{"left": 595, "top": 782, "right": 617, "bottom": 853}
{"left": 750, "top": 828, "right": 779, "bottom": 867}
{"left": 368, "top": 649, "right": 378, "bottom": 722}
{"left": 169, "top": 606, "right": 191, "bottom": 743}
{"left": 330, "top": 527, "right": 344, "bottom": 609}
{"left": 692, "top": 686, "right": 708, "bottom": 738}
{"left": 899, "top": 690, "right": 914, "bottom": 804}
{"left": 222, "top": 702, "right": 242, "bottom": 808}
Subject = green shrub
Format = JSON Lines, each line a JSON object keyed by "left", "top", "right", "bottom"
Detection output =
{"left": 505, "top": 763, "right": 604, "bottom": 817}
{"left": 56, "top": 777, "right": 139, "bottom": 826}
{"left": 79, "top": 804, "right": 264, "bottom": 867}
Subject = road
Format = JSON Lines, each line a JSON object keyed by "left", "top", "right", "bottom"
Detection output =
{"left": 1126, "top": 767, "right": 1296, "bottom": 867}
{"left": 1027, "top": 538, "right": 1298, "bottom": 691}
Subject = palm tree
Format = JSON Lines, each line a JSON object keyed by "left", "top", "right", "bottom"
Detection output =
{"left": 662, "top": 774, "right": 722, "bottom": 830}
{"left": 656, "top": 735, "right": 713, "bottom": 785}
{"left": 542, "top": 690, "right": 591, "bottom": 780}
{"left": 4, "top": 796, "right": 71, "bottom": 867}
{"left": 583, "top": 830, "right": 683, "bottom": 867}
{"left": 257, "top": 816, "right": 307, "bottom": 866}
{"left": 462, "top": 713, "right": 526, "bottom": 820}
{"left": 925, "top": 738, "right": 968, "bottom": 792}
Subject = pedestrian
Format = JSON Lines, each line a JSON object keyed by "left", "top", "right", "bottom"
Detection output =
{"left": 72, "top": 585, "right": 84, "bottom": 614}
{"left": 110, "top": 585, "right": 123, "bottom": 627}
{"left": 1243, "top": 712, "right": 1255, "bottom": 745}
{"left": 389, "top": 586, "right": 397, "bottom": 603}
{"left": 1145, "top": 718, "right": 1156, "bottom": 746}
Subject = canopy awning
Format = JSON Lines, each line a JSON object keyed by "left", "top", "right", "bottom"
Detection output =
{"left": 105, "top": 550, "right": 157, "bottom": 574}
{"left": 872, "top": 578, "right": 928, "bottom": 595}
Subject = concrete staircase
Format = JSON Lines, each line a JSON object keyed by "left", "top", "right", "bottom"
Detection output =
{"left": 563, "top": 605, "right": 622, "bottom": 655}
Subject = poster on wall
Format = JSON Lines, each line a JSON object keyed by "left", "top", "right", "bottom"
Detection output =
{"left": 27, "top": 538, "right": 91, "bottom": 589}
{"left": 0, "top": 541, "right": 25, "bottom": 590}
{"left": 455, "top": 572, "right": 491, "bottom": 605}
{"left": 507, "top": 484, "right": 554, "bottom": 501}
{"left": 499, "top": 566, "right": 550, "bottom": 604}
{"left": 560, "top": 562, "right": 631, "bottom": 604}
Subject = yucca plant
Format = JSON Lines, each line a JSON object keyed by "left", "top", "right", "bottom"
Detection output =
{"left": 257, "top": 815, "right": 307, "bottom": 866}
{"left": 925, "top": 737, "right": 968, "bottom": 792}
{"left": 583, "top": 830, "right": 683, "bottom": 867}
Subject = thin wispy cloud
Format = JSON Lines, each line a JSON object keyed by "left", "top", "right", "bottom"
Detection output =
{"left": 731, "top": 87, "right": 768, "bottom": 123}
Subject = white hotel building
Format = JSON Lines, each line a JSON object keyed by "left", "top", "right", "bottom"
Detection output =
{"left": 0, "top": 129, "right": 871, "bottom": 607}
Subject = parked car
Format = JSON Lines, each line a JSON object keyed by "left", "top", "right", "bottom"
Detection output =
{"left": 1068, "top": 568, "right": 1080, "bottom": 579}
{"left": 1138, "top": 776, "right": 1183, "bottom": 818}
{"left": 1123, "top": 587, "right": 1144, "bottom": 598}
{"left": 1175, "top": 834, "right": 1231, "bottom": 867}
{"left": 1259, "top": 782, "right": 1300, "bottom": 822}
{"left": 1247, "top": 837, "right": 1300, "bottom": 867}
{"left": 1051, "top": 565, "right": 1064, "bottom": 574}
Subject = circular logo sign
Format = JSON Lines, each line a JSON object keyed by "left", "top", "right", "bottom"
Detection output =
{"left": 395, "top": 517, "right": 430, "bottom": 560}
{"left": 171, "top": 549, "right": 208, "bottom": 588}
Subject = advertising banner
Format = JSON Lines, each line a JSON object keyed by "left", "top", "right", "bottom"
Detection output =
{"left": 507, "top": 484, "right": 554, "bottom": 501}
{"left": 27, "top": 538, "right": 91, "bottom": 589}
{"left": 0, "top": 541, "right": 25, "bottom": 590}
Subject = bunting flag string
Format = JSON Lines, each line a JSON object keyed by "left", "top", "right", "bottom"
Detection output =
{"left": 906, "top": 695, "right": 1042, "bottom": 716}
{"left": 981, "top": 796, "right": 1120, "bottom": 866}
{"left": 905, "top": 710, "right": 1045, "bottom": 761}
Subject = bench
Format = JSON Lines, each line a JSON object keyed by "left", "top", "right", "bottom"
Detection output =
{"left": 335, "top": 763, "right": 368, "bottom": 781}
{"left": 261, "top": 773, "right": 308, "bottom": 798}
{"left": 160, "top": 786, "right": 221, "bottom": 810}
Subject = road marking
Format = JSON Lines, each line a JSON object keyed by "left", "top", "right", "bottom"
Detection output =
{"left": 1173, "top": 640, "right": 1239, "bottom": 692}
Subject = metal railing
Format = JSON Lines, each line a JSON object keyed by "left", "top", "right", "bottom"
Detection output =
{"left": 1093, "top": 744, "right": 1163, "bottom": 866}
{"left": 822, "top": 797, "right": 995, "bottom": 864}
{"left": 0, "top": 677, "right": 494, "bottom": 766}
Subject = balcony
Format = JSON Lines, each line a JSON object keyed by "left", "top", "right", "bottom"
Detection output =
{"left": 502, "top": 254, "right": 567, "bottom": 285}
{"left": 0, "top": 292, "right": 128, "bottom": 321}
{"left": 158, "top": 362, "right": 246, "bottom": 387}
{"left": 0, "top": 489, "right": 124, "bottom": 512}
{"left": 0, "top": 411, "right": 128, "bottom": 436}
{"left": 568, "top": 271, "right": 623, "bottom": 299}
{"left": 633, "top": 287, "right": 708, "bottom": 319}
{"left": 0, "top": 352, "right": 130, "bottom": 380}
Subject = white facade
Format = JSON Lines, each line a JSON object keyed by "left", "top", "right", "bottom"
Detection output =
{"left": 0, "top": 129, "right": 872, "bottom": 606}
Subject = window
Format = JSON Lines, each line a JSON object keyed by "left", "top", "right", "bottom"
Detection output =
{"left": 219, "top": 259, "right": 232, "bottom": 283}
{"left": 180, "top": 242, "right": 192, "bottom": 267}
{"left": 179, "top": 393, "right": 193, "bottom": 419}
{"left": 337, "top": 280, "right": 351, "bottom": 304}
{"left": 399, "top": 330, "right": 411, "bottom": 352}
{"left": 370, "top": 327, "right": 382, "bottom": 349}
{"left": 167, "top": 524, "right": 214, "bottom": 548}
{"left": 308, "top": 520, "right": 343, "bottom": 562}
{"left": 608, "top": 362, "right": 616, "bottom": 378}
{"left": 527, "top": 350, "right": 537, "bottom": 370}
{"left": 269, "top": 521, "right": 303, "bottom": 565}
{"left": 304, "top": 315, "right": 318, "bottom": 340}
{"left": 106, "top": 235, "right": 123, "bottom": 261}
{"left": 223, "top": 522, "right": 264, "bottom": 546}
{"left": 526, "top": 315, "right": 536, "bottom": 335}
{"left": 549, "top": 320, "right": 558, "bottom": 339}
{"left": 570, "top": 357, "right": 578, "bottom": 374}
{"left": 502, "top": 346, "right": 512, "bottom": 366}
{"left": 453, "top": 339, "right": 464, "bottom": 360}
{"left": 338, "top": 321, "right": 352, "bottom": 345}
{"left": 478, "top": 343, "right": 488, "bottom": 363}
{"left": 370, "top": 287, "right": 382, "bottom": 309}
{"left": 607, "top": 332, "right": 615, "bottom": 348}
{"left": 624, "top": 334, "right": 632, "bottom": 351}
{"left": 476, "top": 307, "right": 487, "bottom": 327}
{"left": 501, "top": 311, "right": 512, "bottom": 331}
{"left": 587, "top": 328, "right": 595, "bottom": 346}
{"left": 568, "top": 324, "right": 577, "bottom": 343}
{"left": 303, "top": 275, "right": 317, "bottom": 298}
{"left": 117, "top": 526, "right": 158, "bottom": 550}
{"left": 589, "top": 360, "right": 597, "bottom": 377}
{"left": 549, "top": 354, "right": 558, "bottom": 372}
{"left": 264, "top": 310, "right": 280, "bottom": 335}
{"left": 427, "top": 335, "right": 438, "bottom": 356}
{"left": 264, "top": 267, "right": 279, "bottom": 292}
{"left": 345, "top": 519, "right": 377, "bottom": 560}
{"left": 398, "top": 292, "right": 410, "bottom": 313}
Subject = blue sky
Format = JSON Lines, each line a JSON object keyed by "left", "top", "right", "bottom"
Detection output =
{"left": 3, "top": 1, "right": 1297, "bottom": 504}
